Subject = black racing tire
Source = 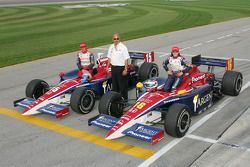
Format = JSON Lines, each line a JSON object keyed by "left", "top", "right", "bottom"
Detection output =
{"left": 70, "top": 87, "right": 95, "bottom": 114}
{"left": 164, "top": 103, "right": 191, "bottom": 138}
{"left": 98, "top": 91, "right": 123, "bottom": 118}
{"left": 138, "top": 62, "right": 159, "bottom": 82}
{"left": 222, "top": 71, "right": 243, "bottom": 96}
{"left": 25, "top": 79, "right": 49, "bottom": 99}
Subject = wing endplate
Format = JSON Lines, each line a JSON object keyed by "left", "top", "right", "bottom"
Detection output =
{"left": 88, "top": 114, "right": 118, "bottom": 130}
{"left": 37, "top": 103, "right": 69, "bottom": 118}
{"left": 122, "top": 123, "right": 164, "bottom": 144}
{"left": 14, "top": 98, "right": 35, "bottom": 109}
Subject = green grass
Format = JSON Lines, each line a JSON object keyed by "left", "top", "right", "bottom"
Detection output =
{"left": 1, "top": 0, "right": 250, "bottom": 67}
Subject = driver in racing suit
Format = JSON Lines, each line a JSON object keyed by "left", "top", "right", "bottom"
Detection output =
{"left": 163, "top": 46, "right": 191, "bottom": 92}
{"left": 77, "top": 42, "right": 95, "bottom": 80}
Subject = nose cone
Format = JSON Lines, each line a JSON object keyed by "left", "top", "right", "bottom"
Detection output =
{"left": 22, "top": 108, "right": 31, "bottom": 115}
{"left": 105, "top": 130, "right": 125, "bottom": 140}
{"left": 105, "top": 133, "right": 125, "bottom": 140}
{"left": 105, "top": 117, "right": 137, "bottom": 140}
{"left": 22, "top": 108, "right": 40, "bottom": 116}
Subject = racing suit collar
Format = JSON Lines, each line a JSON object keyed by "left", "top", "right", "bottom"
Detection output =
{"left": 81, "top": 50, "right": 88, "bottom": 54}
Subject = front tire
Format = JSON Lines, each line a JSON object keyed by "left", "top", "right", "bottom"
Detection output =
{"left": 98, "top": 91, "right": 123, "bottom": 118}
{"left": 25, "top": 79, "right": 49, "bottom": 99}
{"left": 222, "top": 71, "right": 243, "bottom": 96}
{"left": 70, "top": 87, "right": 95, "bottom": 114}
{"left": 138, "top": 62, "right": 158, "bottom": 81}
{"left": 164, "top": 103, "right": 191, "bottom": 137}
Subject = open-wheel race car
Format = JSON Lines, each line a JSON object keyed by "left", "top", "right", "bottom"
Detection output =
{"left": 88, "top": 55, "right": 243, "bottom": 144}
{"left": 13, "top": 51, "right": 159, "bottom": 118}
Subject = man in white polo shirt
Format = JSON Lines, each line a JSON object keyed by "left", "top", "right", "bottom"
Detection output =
{"left": 106, "top": 33, "right": 130, "bottom": 100}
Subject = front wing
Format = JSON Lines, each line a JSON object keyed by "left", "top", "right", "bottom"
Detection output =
{"left": 14, "top": 98, "right": 70, "bottom": 118}
{"left": 88, "top": 114, "right": 164, "bottom": 144}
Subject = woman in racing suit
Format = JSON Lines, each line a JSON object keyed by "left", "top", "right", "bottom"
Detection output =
{"left": 77, "top": 42, "right": 95, "bottom": 80}
{"left": 163, "top": 47, "right": 191, "bottom": 92}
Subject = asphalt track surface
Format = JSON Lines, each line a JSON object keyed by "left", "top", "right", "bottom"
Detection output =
{"left": 1, "top": 14, "right": 250, "bottom": 167}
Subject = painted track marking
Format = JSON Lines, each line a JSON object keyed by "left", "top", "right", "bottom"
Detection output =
{"left": 217, "top": 36, "right": 226, "bottom": 39}
{"left": 193, "top": 43, "right": 202, "bottom": 47}
{"left": 0, "top": 108, "right": 155, "bottom": 160}
{"left": 186, "top": 134, "right": 250, "bottom": 152}
{"left": 206, "top": 39, "right": 215, "bottom": 43}
{"left": 138, "top": 81, "right": 250, "bottom": 167}
{"left": 180, "top": 46, "right": 191, "bottom": 51}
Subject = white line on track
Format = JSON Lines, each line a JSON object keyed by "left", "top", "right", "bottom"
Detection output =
{"left": 159, "top": 54, "right": 169, "bottom": 58}
{"left": 187, "top": 134, "right": 217, "bottom": 144}
{"left": 242, "top": 28, "right": 250, "bottom": 32}
{"left": 206, "top": 40, "right": 215, "bottom": 43}
{"left": 186, "top": 134, "right": 250, "bottom": 152}
{"left": 225, "top": 34, "right": 233, "bottom": 37}
{"left": 217, "top": 36, "right": 226, "bottom": 39}
{"left": 138, "top": 81, "right": 250, "bottom": 167}
{"left": 193, "top": 43, "right": 202, "bottom": 47}
{"left": 180, "top": 46, "right": 191, "bottom": 51}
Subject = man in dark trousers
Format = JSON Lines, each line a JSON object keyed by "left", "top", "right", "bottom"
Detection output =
{"left": 106, "top": 33, "right": 130, "bottom": 100}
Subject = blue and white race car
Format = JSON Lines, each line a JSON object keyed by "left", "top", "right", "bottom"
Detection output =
{"left": 14, "top": 51, "right": 159, "bottom": 118}
{"left": 89, "top": 55, "right": 243, "bottom": 144}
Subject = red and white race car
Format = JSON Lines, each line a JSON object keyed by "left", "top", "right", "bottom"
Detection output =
{"left": 14, "top": 51, "right": 158, "bottom": 118}
{"left": 88, "top": 55, "right": 243, "bottom": 144}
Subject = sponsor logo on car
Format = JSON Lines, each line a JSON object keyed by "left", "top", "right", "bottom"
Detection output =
{"left": 92, "top": 120, "right": 112, "bottom": 129}
{"left": 139, "top": 98, "right": 153, "bottom": 103}
{"left": 128, "top": 108, "right": 138, "bottom": 113}
{"left": 193, "top": 92, "right": 213, "bottom": 112}
{"left": 117, "top": 119, "right": 124, "bottom": 126}
{"left": 192, "top": 74, "right": 205, "bottom": 83}
{"left": 126, "top": 131, "right": 151, "bottom": 140}
{"left": 102, "top": 81, "right": 112, "bottom": 93}
{"left": 121, "top": 115, "right": 131, "bottom": 121}
{"left": 97, "top": 116, "right": 117, "bottom": 125}
{"left": 135, "top": 125, "right": 158, "bottom": 136}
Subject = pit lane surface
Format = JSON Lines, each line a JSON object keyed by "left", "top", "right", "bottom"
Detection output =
{"left": 1, "top": 17, "right": 250, "bottom": 167}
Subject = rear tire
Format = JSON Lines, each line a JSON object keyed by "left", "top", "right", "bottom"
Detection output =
{"left": 25, "top": 79, "right": 49, "bottom": 99}
{"left": 98, "top": 91, "right": 123, "bottom": 118}
{"left": 138, "top": 62, "right": 158, "bottom": 81}
{"left": 70, "top": 87, "right": 95, "bottom": 114}
{"left": 165, "top": 103, "right": 191, "bottom": 137}
{"left": 222, "top": 71, "right": 243, "bottom": 96}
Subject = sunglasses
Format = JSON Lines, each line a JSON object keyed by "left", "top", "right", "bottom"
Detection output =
{"left": 113, "top": 38, "right": 120, "bottom": 40}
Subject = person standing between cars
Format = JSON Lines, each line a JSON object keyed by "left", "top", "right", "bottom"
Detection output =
{"left": 106, "top": 33, "right": 130, "bottom": 100}
{"left": 163, "top": 46, "right": 191, "bottom": 92}
{"left": 77, "top": 42, "right": 95, "bottom": 80}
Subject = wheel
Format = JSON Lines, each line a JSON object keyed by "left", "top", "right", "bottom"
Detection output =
{"left": 70, "top": 87, "right": 95, "bottom": 114}
{"left": 222, "top": 71, "right": 243, "bottom": 96}
{"left": 98, "top": 91, "right": 123, "bottom": 118}
{"left": 138, "top": 62, "right": 158, "bottom": 81}
{"left": 164, "top": 103, "right": 191, "bottom": 137}
{"left": 25, "top": 79, "right": 49, "bottom": 99}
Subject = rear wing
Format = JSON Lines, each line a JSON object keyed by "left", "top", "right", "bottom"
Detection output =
{"left": 129, "top": 51, "right": 154, "bottom": 63}
{"left": 191, "top": 55, "right": 234, "bottom": 70}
